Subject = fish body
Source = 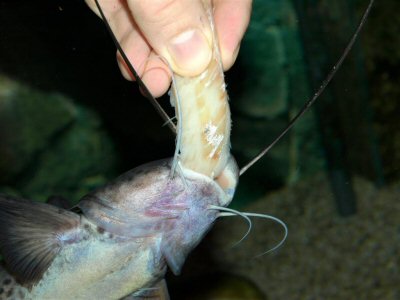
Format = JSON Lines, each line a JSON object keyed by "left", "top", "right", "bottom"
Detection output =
{"left": 0, "top": 158, "right": 238, "bottom": 299}
{"left": 0, "top": 210, "right": 159, "bottom": 299}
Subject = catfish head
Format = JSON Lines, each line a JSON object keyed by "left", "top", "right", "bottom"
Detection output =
{"left": 79, "top": 156, "right": 239, "bottom": 275}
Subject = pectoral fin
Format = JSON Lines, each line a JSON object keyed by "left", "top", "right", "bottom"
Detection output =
{"left": 0, "top": 195, "right": 82, "bottom": 286}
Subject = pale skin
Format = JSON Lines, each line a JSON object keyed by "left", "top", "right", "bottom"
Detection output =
{"left": 86, "top": 0, "right": 252, "bottom": 97}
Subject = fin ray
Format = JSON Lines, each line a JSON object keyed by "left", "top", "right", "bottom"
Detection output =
{"left": 0, "top": 195, "right": 82, "bottom": 285}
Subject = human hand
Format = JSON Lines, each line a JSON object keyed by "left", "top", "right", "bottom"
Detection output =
{"left": 86, "top": 0, "right": 252, "bottom": 97}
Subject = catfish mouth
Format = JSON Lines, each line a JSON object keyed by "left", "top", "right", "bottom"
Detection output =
{"left": 178, "top": 154, "right": 239, "bottom": 209}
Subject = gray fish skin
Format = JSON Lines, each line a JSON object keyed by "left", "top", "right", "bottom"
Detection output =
{"left": 0, "top": 157, "right": 239, "bottom": 299}
{"left": 0, "top": 218, "right": 163, "bottom": 300}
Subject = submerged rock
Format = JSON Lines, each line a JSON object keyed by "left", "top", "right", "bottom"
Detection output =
{"left": 0, "top": 75, "right": 117, "bottom": 202}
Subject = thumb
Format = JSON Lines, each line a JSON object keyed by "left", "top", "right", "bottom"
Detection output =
{"left": 128, "top": 0, "right": 213, "bottom": 77}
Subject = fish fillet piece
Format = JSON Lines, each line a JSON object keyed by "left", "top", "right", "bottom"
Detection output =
{"left": 171, "top": 0, "right": 231, "bottom": 179}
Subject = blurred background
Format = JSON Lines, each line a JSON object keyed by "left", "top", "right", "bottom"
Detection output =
{"left": 0, "top": 0, "right": 399, "bottom": 299}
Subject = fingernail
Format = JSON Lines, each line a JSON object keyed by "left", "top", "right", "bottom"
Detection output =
{"left": 168, "top": 29, "right": 212, "bottom": 75}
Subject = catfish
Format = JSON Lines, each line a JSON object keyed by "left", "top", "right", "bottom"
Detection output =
{"left": 0, "top": 0, "right": 374, "bottom": 299}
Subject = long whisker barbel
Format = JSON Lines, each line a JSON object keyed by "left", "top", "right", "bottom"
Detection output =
{"left": 239, "top": 0, "right": 375, "bottom": 176}
{"left": 93, "top": 0, "right": 176, "bottom": 134}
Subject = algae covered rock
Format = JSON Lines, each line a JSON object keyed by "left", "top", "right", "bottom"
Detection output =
{"left": 234, "top": 0, "right": 307, "bottom": 119}
{"left": 0, "top": 75, "right": 75, "bottom": 182}
{"left": 230, "top": 0, "right": 323, "bottom": 194}
{"left": 0, "top": 75, "right": 117, "bottom": 202}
